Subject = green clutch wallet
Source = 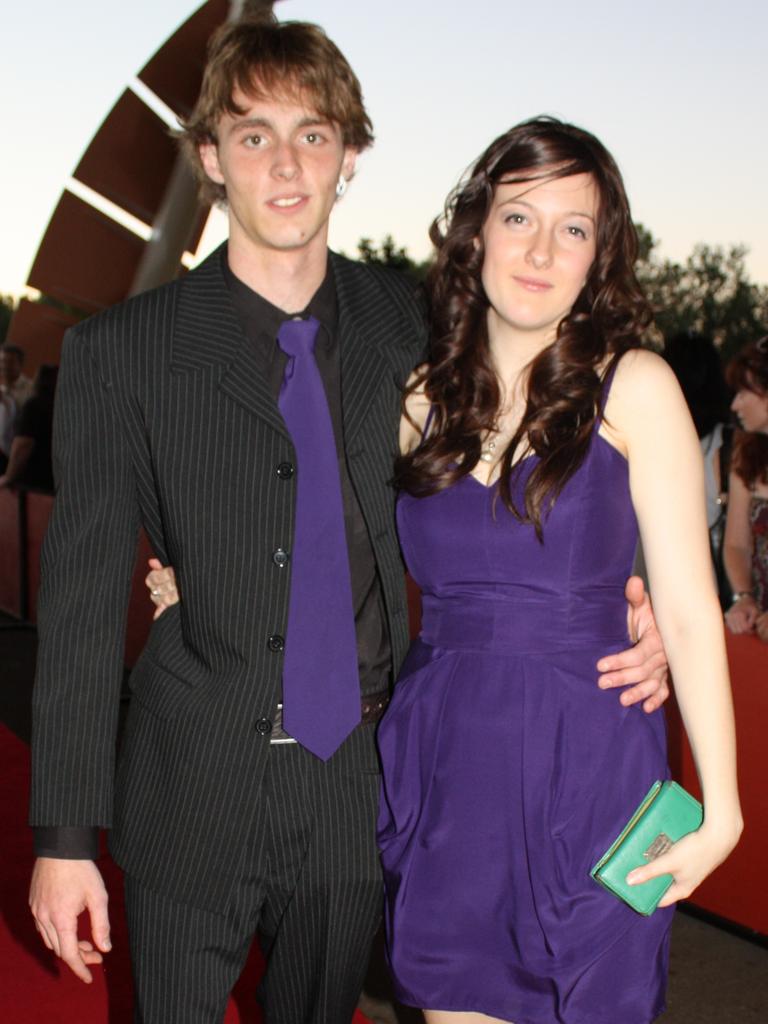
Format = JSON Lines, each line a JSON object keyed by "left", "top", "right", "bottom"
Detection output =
{"left": 590, "top": 780, "right": 703, "bottom": 916}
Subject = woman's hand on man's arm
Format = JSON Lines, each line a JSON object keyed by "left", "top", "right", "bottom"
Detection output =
{"left": 145, "top": 558, "right": 179, "bottom": 619}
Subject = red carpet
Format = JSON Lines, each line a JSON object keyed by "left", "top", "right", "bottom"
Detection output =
{"left": 0, "top": 723, "right": 372, "bottom": 1022}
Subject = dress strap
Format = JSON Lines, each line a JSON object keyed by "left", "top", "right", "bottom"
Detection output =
{"left": 594, "top": 357, "right": 621, "bottom": 431}
{"left": 421, "top": 403, "right": 437, "bottom": 442}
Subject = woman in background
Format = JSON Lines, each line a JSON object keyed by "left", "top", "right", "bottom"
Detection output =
{"left": 723, "top": 337, "right": 768, "bottom": 641}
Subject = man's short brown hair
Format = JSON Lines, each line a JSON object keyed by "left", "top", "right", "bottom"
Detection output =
{"left": 180, "top": 15, "right": 374, "bottom": 205}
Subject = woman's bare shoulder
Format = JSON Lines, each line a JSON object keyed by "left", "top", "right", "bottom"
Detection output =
{"left": 610, "top": 346, "right": 677, "bottom": 395}
{"left": 600, "top": 348, "right": 687, "bottom": 454}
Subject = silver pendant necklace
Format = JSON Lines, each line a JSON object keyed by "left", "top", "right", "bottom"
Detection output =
{"left": 480, "top": 418, "right": 505, "bottom": 463}
{"left": 480, "top": 435, "right": 497, "bottom": 463}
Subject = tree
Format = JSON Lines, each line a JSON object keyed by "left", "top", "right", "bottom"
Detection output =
{"left": 351, "top": 229, "right": 767, "bottom": 362}
{"left": 635, "top": 226, "right": 768, "bottom": 361}
{"left": 355, "top": 235, "right": 431, "bottom": 281}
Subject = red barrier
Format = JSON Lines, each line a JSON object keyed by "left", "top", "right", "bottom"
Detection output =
{"left": 0, "top": 488, "right": 154, "bottom": 665}
{"left": 0, "top": 489, "right": 22, "bottom": 617}
{"left": 124, "top": 533, "right": 155, "bottom": 666}
{"left": 666, "top": 632, "right": 768, "bottom": 935}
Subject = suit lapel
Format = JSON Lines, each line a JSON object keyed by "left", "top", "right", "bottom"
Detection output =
{"left": 171, "top": 246, "right": 289, "bottom": 440}
{"left": 217, "top": 344, "right": 288, "bottom": 440}
{"left": 171, "top": 248, "right": 416, "bottom": 444}
{"left": 333, "top": 254, "right": 411, "bottom": 445}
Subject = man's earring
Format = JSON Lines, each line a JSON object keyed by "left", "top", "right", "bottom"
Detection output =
{"left": 336, "top": 175, "right": 347, "bottom": 198}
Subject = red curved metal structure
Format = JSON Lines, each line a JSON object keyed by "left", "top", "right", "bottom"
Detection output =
{"left": 6, "top": 0, "right": 274, "bottom": 374}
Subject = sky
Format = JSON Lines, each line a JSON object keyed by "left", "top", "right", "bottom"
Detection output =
{"left": 3, "top": 0, "right": 767, "bottom": 299}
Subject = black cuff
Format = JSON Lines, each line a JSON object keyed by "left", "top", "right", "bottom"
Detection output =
{"left": 33, "top": 826, "right": 100, "bottom": 859}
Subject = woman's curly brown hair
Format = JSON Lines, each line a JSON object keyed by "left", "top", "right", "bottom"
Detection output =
{"left": 727, "top": 336, "right": 768, "bottom": 488}
{"left": 394, "top": 116, "right": 653, "bottom": 537}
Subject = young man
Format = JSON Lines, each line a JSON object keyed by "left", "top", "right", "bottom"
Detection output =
{"left": 29, "top": 16, "right": 668, "bottom": 1023}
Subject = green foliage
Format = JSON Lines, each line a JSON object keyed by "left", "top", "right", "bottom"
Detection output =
{"left": 0, "top": 295, "right": 15, "bottom": 345}
{"left": 635, "top": 226, "right": 768, "bottom": 361}
{"left": 354, "top": 228, "right": 768, "bottom": 362}
{"left": 355, "top": 235, "right": 431, "bottom": 281}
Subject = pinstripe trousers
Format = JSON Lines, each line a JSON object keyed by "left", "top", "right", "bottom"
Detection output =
{"left": 124, "top": 727, "right": 383, "bottom": 1024}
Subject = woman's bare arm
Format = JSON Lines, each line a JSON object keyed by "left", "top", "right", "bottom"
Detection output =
{"left": 604, "top": 350, "right": 742, "bottom": 904}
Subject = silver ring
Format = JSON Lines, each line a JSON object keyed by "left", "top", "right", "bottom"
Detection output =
{"left": 151, "top": 588, "right": 161, "bottom": 596}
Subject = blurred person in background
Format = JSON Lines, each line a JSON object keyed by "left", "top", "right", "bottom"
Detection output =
{"left": 0, "top": 364, "right": 58, "bottom": 492}
{"left": 723, "top": 337, "right": 768, "bottom": 641}
{"left": 0, "top": 386, "right": 14, "bottom": 472}
{"left": 663, "top": 330, "right": 733, "bottom": 606}
{"left": 0, "top": 343, "right": 33, "bottom": 472}
{"left": 0, "top": 343, "right": 34, "bottom": 404}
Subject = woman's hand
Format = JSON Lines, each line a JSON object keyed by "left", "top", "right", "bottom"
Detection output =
{"left": 145, "top": 558, "right": 179, "bottom": 619}
{"left": 724, "top": 593, "right": 759, "bottom": 634}
{"left": 756, "top": 611, "right": 768, "bottom": 643}
{"left": 626, "top": 816, "right": 743, "bottom": 908}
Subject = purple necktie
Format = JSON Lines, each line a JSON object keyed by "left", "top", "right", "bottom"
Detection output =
{"left": 277, "top": 316, "right": 361, "bottom": 760}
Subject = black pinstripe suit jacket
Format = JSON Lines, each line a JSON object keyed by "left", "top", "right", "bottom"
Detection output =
{"left": 29, "top": 246, "right": 426, "bottom": 909}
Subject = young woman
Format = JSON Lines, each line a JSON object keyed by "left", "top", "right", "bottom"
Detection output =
{"left": 375, "top": 118, "right": 741, "bottom": 1024}
{"left": 723, "top": 337, "right": 768, "bottom": 641}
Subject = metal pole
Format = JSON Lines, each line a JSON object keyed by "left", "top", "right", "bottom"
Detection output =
{"left": 128, "top": 157, "right": 203, "bottom": 296}
{"left": 129, "top": 0, "right": 276, "bottom": 296}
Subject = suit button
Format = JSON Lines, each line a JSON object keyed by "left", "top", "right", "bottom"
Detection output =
{"left": 272, "top": 548, "right": 289, "bottom": 568}
{"left": 255, "top": 718, "right": 272, "bottom": 735}
{"left": 276, "top": 461, "right": 294, "bottom": 479}
{"left": 267, "top": 634, "right": 285, "bottom": 652}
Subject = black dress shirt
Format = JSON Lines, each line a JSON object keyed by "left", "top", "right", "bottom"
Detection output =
{"left": 222, "top": 253, "right": 392, "bottom": 700}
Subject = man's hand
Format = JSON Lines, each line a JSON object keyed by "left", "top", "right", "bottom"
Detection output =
{"left": 597, "top": 576, "right": 669, "bottom": 713}
{"left": 29, "top": 858, "right": 111, "bottom": 983}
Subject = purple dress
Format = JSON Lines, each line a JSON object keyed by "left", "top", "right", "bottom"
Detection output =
{"left": 377, "top": 410, "right": 673, "bottom": 1023}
